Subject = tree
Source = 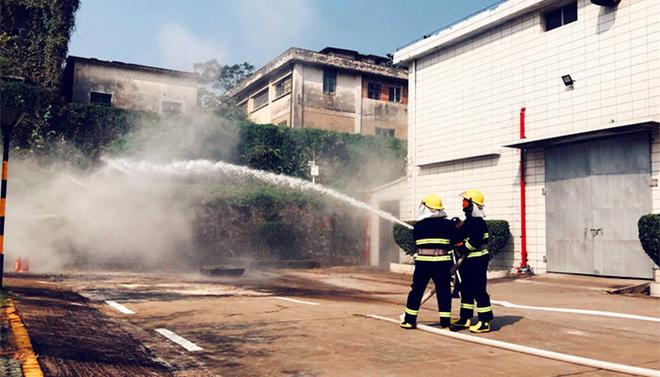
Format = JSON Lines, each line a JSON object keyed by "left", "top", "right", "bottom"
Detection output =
{"left": 194, "top": 60, "right": 254, "bottom": 118}
{"left": 194, "top": 60, "right": 255, "bottom": 94}
{"left": 0, "top": 0, "right": 80, "bottom": 87}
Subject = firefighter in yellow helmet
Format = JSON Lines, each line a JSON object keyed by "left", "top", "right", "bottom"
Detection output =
{"left": 401, "top": 193, "right": 458, "bottom": 329}
{"left": 451, "top": 189, "right": 494, "bottom": 333}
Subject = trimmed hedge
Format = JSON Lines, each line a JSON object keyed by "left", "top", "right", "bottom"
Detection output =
{"left": 638, "top": 214, "right": 659, "bottom": 266}
{"left": 193, "top": 184, "right": 365, "bottom": 264}
{"left": 393, "top": 219, "right": 511, "bottom": 257}
{"left": 393, "top": 222, "right": 416, "bottom": 255}
{"left": 236, "top": 122, "right": 406, "bottom": 190}
{"left": 486, "top": 220, "right": 510, "bottom": 255}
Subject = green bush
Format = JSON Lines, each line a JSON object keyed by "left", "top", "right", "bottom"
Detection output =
{"left": 235, "top": 121, "right": 406, "bottom": 190}
{"left": 393, "top": 223, "right": 416, "bottom": 255}
{"left": 0, "top": 80, "right": 55, "bottom": 112}
{"left": 486, "top": 220, "right": 511, "bottom": 255}
{"left": 193, "top": 183, "right": 365, "bottom": 265}
{"left": 393, "top": 219, "right": 510, "bottom": 257}
{"left": 1, "top": 81, "right": 150, "bottom": 162}
{"left": 228, "top": 185, "right": 315, "bottom": 210}
{"left": 638, "top": 214, "right": 660, "bottom": 266}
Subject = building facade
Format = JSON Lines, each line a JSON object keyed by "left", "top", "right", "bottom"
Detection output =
{"left": 228, "top": 47, "right": 408, "bottom": 138}
{"left": 394, "top": 0, "right": 659, "bottom": 278}
{"left": 368, "top": 178, "right": 406, "bottom": 268}
{"left": 62, "top": 56, "right": 199, "bottom": 115}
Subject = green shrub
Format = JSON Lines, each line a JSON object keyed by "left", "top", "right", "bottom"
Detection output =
{"left": 192, "top": 184, "right": 364, "bottom": 265}
{"left": 228, "top": 185, "right": 315, "bottom": 210}
{"left": 393, "top": 222, "right": 416, "bottom": 255}
{"left": 1, "top": 81, "right": 149, "bottom": 161}
{"left": 392, "top": 219, "right": 510, "bottom": 257}
{"left": 52, "top": 103, "right": 150, "bottom": 159}
{"left": 235, "top": 121, "right": 406, "bottom": 190}
{"left": 638, "top": 214, "right": 660, "bottom": 266}
{"left": 486, "top": 220, "right": 511, "bottom": 255}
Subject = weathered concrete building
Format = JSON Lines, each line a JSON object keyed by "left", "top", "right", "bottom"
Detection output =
{"left": 62, "top": 56, "right": 199, "bottom": 115}
{"left": 395, "top": 0, "right": 659, "bottom": 278}
{"left": 227, "top": 47, "right": 408, "bottom": 138}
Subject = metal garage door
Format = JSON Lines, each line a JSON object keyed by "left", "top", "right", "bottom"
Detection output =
{"left": 545, "top": 133, "right": 654, "bottom": 278}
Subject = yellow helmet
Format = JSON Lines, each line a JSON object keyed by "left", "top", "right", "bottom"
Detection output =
{"left": 461, "top": 189, "right": 485, "bottom": 206}
{"left": 422, "top": 193, "right": 444, "bottom": 210}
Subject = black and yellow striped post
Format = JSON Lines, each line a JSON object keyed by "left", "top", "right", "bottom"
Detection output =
{"left": 0, "top": 111, "right": 25, "bottom": 288}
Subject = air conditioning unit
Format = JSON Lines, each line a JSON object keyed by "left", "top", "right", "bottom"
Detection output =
{"left": 591, "top": 0, "right": 621, "bottom": 6}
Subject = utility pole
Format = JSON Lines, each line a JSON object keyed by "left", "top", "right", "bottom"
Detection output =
{"left": 0, "top": 111, "right": 25, "bottom": 288}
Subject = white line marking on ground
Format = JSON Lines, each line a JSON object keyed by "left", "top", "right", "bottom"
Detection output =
{"left": 273, "top": 297, "right": 320, "bottom": 305}
{"left": 367, "top": 314, "right": 660, "bottom": 377}
{"left": 565, "top": 329, "right": 587, "bottom": 337}
{"left": 155, "top": 328, "right": 203, "bottom": 352}
{"left": 105, "top": 300, "right": 135, "bottom": 315}
{"left": 491, "top": 300, "right": 660, "bottom": 323}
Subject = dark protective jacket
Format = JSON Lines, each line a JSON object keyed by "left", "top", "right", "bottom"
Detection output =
{"left": 456, "top": 216, "right": 489, "bottom": 257}
{"left": 413, "top": 217, "right": 457, "bottom": 250}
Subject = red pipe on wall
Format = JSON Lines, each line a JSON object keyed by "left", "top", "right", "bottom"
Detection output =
{"left": 519, "top": 107, "right": 528, "bottom": 269}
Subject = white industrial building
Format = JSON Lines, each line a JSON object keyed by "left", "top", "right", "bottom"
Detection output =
{"left": 392, "top": 0, "right": 659, "bottom": 278}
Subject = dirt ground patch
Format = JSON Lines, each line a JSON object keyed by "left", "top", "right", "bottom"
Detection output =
{"left": 6, "top": 276, "right": 172, "bottom": 377}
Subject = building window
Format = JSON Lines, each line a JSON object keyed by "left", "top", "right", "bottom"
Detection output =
{"left": 274, "top": 76, "right": 292, "bottom": 98}
{"left": 252, "top": 89, "right": 269, "bottom": 110}
{"left": 323, "top": 70, "right": 337, "bottom": 94}
{"left": 544, "top": 2, "right": 577, "bottom": 31}
{"left": 368, "top": 82, "right": 381, "bottom": 100}
{"left": 162, "top": 101, "right": 182, "bottom": 114}
{"left": 90, "top": 91, "right": 111, "bottom": 106}
{"left": 238, "top": 101, "right": 248, "bottom": 114}
{"left": 375, "top": 127, "right": 395, "bottom": 137}
{"left": 388, "top": 86, "right": 402, "bottom": 102}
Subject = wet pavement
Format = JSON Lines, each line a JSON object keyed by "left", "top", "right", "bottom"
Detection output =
{"left": 2, "top": 268, "right": 659, "bottom": 376}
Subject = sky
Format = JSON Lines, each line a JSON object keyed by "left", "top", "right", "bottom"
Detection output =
{"left": 69, "top": 0, "right": 500, "bottom": 72}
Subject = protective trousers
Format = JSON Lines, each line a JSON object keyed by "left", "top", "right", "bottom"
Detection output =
{"left": 458, "top": 254, "right": 493, "bottom": 322}
{"left": 404, "top": 260, "right": 452, "bottom": 324}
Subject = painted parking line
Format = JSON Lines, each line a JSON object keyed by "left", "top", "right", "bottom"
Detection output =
{"left": 273, "top": 296, "right": 320, "bottom": 306}
{"left": 367, "top": 314, "right": 660, "bottom": 377}
{"left": 105, "top": 300, "right": 135, "bottom": 315}
{"left": 155, "top": 328, "right": 203, "bottom": 352}
{"left": 491, "top": 300, "right": 660, "bottom": 323}
{"left": 4, "top": 298, "right": 44, "bottom": 377}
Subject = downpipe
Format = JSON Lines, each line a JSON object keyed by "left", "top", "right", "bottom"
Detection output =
{"left": 518, "top": 107, "right": 531, "bottom": 274}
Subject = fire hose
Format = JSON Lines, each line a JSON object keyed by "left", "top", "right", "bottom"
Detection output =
{"left": 400, "top": 253, "right": 466, "bottom": 321}
{"left": 419, "top": 253, "right": 465, "bottom": 305}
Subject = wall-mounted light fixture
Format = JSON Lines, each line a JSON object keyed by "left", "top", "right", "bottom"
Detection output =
{"left": 562, "top": 74, "right": 575, "bottom": 87}
{"left": 591, "top": 0, "right": 621, "bottom": 7}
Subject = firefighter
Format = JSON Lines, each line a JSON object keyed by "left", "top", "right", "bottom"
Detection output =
{"left": 401, "top": 193, "right": 457, "bottom": 329}
{"left": 450, "top": 189, "right": 494, "bottom": 333}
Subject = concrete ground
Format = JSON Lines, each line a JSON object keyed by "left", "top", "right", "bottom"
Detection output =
{"left": 3, "top": 268, "right": 660, "bottom": 376}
